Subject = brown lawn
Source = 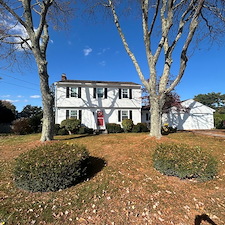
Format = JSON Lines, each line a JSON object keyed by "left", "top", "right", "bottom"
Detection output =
{"left": 0, "top": 132, "right": 225, "bottom": 224}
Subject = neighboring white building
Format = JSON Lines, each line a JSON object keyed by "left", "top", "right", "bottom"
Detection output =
{"left": 161, "top": 99, "right": 215, "bottom": 130}
{"left": 54, "top": 74, "right": 142, "bottom": 130}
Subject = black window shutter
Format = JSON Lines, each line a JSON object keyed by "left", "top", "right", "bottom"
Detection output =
{"left": 66, "top": 87, "right": 70, "bottom": 98}
{"left": 129, "top": 110, "right": 132, "bottom": 120}
{"left": 118, "top": 110, "right": 121, "bottom": 122}
{"left": 93, "top": 88, "right": 96, "bottom": 98}
{"left": 66, "top": 110, "right": 69, "bottom": 119}
{"left": 119, "top": 88, "right": 121, "bottom": 99}
{"left": 104, "top": 88, "right": 107, "bottom": 99}
{"left": 79, "top": 110, "right": 82, "bottom": 121}
{"left": 78, "top": 87, "right": 81, "bottom": 98}
{"left": 129, "top": 89, "right": 132, "bottom": 99}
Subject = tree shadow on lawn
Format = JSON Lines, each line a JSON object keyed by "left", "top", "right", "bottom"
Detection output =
{"left": 73, "top": 156, "right": 107, "bottom": 187}
{"left": 55, "top": 134, "right": 97, "bottom": 141}
{"left": 194, "top": 214, "right": 217, "bottom": 225}
{"left": 84, "top": 156, "right": 107, "bottom": 180}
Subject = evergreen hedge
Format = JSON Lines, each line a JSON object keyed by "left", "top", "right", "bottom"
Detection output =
{"left": 106, "top": 123, "right": 123, "bottom": 133}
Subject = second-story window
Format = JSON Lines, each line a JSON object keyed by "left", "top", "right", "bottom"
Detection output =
{"left": 66, "top": 87, "right": 81, "bottom": 98}
{"left": 93, "top": 88, "right": 107, "bottom": 99}
{"left": 71, "top": 87, "right": 78, "bottom": 97}
{"left": 122, "top": 89, "right": 128, "bottom": 98}
{"left": 97, "top": 88, "right": 104, "bottom": 98}
{"left": 119, "top": 88, "right": 132, "bottom": 99}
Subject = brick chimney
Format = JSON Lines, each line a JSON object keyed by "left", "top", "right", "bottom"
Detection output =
{"left": 61, "top": 73, "right": 67, "bottom": 81}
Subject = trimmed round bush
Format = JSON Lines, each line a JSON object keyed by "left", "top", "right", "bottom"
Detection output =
{"left": 153, "top": 143, "right": 218, "bottom": 181}
{"left": 122, "top": 119, "right": 134, "bottom": 132}
{"left": 60, "top": 118, "right": 81, "bottom": 134}
{"left": 14, "top": 142, "right": 89, "bottom": 192}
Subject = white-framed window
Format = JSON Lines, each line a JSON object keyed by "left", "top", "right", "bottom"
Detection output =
{"left": 118, "top": 110, "right": 132, "bottom": 122}
{"left": 97, "top": 88, "right": 104, "bottom": 98}
{"left": 122, "top": 89, "right": 128, "bottom": 98}
{"left": 71, "top": 87, "right": 78, "bottom": 97}
{"left": 93, "top": 88, "right": 107, "bottom": 99}
{"left": 70, "top": 110, "right": 78, "bottom": 119}
{"left": 119, "top": 88, "right": 132, "bottom": 99}
{"left": 66, "top": 87, "right": 81, "bottom": 98}
{"left": 66, "top": 109, "right": 82, "bottom": 121}
{"left": 122, "top": 110, "right": 128, "bottom": 120}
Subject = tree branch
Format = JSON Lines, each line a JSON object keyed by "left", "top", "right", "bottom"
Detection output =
{"left": 159, "top": 0, "right": 195, "bottom": 94}
{"left": 0, "top": 0, "right": 27, "bottom": 28}
{"left": 167, "top": 0, "right": 205, "bottom": 93}
{"left": 36, "top": 0, "right": 53, "bottom": 41}
{"left": 108, "top": 0, "right": 148, "bottom": 88}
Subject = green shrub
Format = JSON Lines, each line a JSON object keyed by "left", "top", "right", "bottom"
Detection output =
{"left": 60, "top": 118, "right": 81, "bottom": 134}
{"left": 78, "top": 126, "right": 94, "bottom": 134}
{"left": 161, "top": 124, "right": 177, "bottom": 135}
{"left": 57, "top": 127, "right": 69, "bottom": 135}
{"left": 122, "top": 119, "right": 134, "bottom": 133}
{"left": 153, "top": 143, "right": 218, "bottom": 181}
{"left": 168, "top": 126, "right": 177, "bottom": 133}
{"left": 214, "top": 113, "right": 225, "bottom": 129}
{"left": 54, "top": 124, "right": 60, "bottom": 135}
{"left": 132, "top": 123, "right": 149, "bottom": 133}
{"left": 12, "top": 118, "right": 33, "bottom": 135}
{"left": 29, "top": 116, "right": 42, "bottom": 133}
{"left": 106, "top": 123, "right": 123, "bottom": 133}
{"left": 14, "top": 142, "right": 89, "bottom": 192}
{"left": 0, "top": 123, "right": 12, "bottom": 133}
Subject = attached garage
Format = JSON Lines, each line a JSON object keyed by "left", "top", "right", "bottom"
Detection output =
{"left": 162, "top": 99, "right": 215, "bottom": 130}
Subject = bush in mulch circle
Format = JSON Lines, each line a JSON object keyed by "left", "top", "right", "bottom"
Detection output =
{"left": 14, "top": 142, "right": 89, "bottom": 192}
{"left": 153, "top": 143, "right": 218, "bottom": 181}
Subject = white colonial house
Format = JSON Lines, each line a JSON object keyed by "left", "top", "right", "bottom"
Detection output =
{"left": 54, "top": 74, "right": 142, "bottom": 130}
{"left": 55, "top": 74, "right": 215, "bottom": 131}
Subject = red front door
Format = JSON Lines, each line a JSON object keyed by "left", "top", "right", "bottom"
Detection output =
{"left": 97, "top": 111, "right": 104, "bottom": 126}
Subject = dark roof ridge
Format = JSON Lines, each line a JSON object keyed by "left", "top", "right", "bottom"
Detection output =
{"left": 57, "top": 79, "right": 141, "bottom": 85}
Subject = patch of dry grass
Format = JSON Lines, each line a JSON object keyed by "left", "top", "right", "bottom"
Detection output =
{"left": 0, "top": 132, "right": 225, "bottom": 224}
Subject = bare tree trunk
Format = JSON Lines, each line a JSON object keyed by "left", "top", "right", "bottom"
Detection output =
{"left": 149, "top": 95, "right": 164, "bottom": 138}
{"left": 37, "top": 59, "right": 54, "bottom": 142}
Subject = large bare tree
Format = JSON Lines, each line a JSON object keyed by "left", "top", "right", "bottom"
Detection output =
{"left": 0, "top": 0, "right": 73, "bottom": 142}
{"left": 96, "top": 0, "right": 225, "bottom": 138}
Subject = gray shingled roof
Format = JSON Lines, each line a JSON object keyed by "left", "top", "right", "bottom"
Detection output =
{"left": 57, "top": 79, "right": 141, "bottom": 86}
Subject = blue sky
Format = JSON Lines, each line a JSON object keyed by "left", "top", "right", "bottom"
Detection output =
{"left": 0, "top": 8, "right": 225, "bottom": 112}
